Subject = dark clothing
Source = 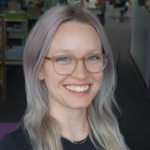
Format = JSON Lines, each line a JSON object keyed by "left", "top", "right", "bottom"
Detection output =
{"left": 0, "top": 126, "right": 103, "bottom": 150}
{"left": 0, "top": 126, "right": 32, "bottom": 150}
{"left": 62, "top": 136, "right": 98, "bottom": 150}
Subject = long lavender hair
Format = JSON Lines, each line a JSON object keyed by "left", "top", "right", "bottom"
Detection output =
{"left": 23, "top": 6, "right": 129, "bottom": 150}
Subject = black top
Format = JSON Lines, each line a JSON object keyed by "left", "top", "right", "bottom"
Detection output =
{"left": 0, "top": 125, "right": 103, "bottom": 150}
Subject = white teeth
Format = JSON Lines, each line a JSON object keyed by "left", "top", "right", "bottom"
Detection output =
{"left": 86, "top": 86, "right": 89, "bottom": 90}
{"left": 65, "top": 85, "right": 89, "bottom": 92}
{"left": 77, "top": 87, "right": 80, "bottom": 92}
{"left": 66, "top": 86, "right": 71, "bottom": 90}
{"left": 74, "top": 86, "right": 76, "bottom": 91}
{"left": 81, "top": 86, "right": 84, "bottom": 92}
{"left": 71, "top": 86, "right": 73, "bottom": 91}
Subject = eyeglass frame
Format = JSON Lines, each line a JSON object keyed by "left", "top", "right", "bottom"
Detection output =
{"left": 44, "top": 52, "right": 110, "bottom": 76}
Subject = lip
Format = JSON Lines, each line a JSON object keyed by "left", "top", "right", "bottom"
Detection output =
{"left": 64, "top": 84, "right": 92, "bottom": 96}
{"left": 64, "top": 83, "right": 91, "bottom": 86}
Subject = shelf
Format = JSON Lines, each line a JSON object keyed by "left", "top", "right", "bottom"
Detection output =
{"left": 0, "top": 17, "right": 28, "bottom": 102}
{"left": 5, "top": 46, "right": 24, "bottom": 61}
{"left": 5, "top": 28, "right": 25, "bottom": 32}
{"left": 7, "top": 35, "right": 25, "bottom": 39}
{"left": 5, "top": 60, "right": 23, "bottom": 65}
{"left": 4, "top": 18, "right": 28, "bottom": 48}
{"left": 4, "top": 18, "right": 27, "bottom": 22}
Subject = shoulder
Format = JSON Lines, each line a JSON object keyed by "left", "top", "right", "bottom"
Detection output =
{"left": 0, "top": 125, "right": 33, "bottom": 150}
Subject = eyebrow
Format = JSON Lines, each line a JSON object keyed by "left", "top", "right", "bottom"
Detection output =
{"left": 52, "top": 48, "right": 102, "bottom": 55}
{"left": 54, "top": 49, "right": 72, "bottom": 54}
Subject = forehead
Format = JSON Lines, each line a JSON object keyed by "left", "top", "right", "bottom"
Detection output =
{"left": 48, "top": 21, "right": 102, "bottom": 55}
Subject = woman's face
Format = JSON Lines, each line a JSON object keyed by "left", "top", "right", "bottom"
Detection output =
{"left": 40, "top": 21, "right": 103, "bottom": 110}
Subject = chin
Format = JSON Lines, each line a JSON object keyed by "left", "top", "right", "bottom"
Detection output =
{"left": 68, "top": 101, "right": 91, "bottom": 109}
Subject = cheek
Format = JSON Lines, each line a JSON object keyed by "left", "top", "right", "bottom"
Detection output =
{"left": 43, "top": 64, "right": 67, "bottom": 95}
{"left": 92, "top": 72, "right": 103, "bottom": 89}
{"left": 93, "top": 72, "right": 103, "bottom": 82}
{"left": 91, "top": 73, "right": 103, "bottom": 101}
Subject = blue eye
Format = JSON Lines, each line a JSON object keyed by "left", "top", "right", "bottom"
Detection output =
{"left": 56, "top": 57, "right": 68, "bottom": 61}
{"left": 60, "top": 57, "right": 68, "bottom": 61}
{"left": 88, "top": 56, "right": 100, "bottom": 60}
{"left": 56, "top": 56, "right": 74, "bottom": 64}
{"left": 88, "top": 56, "right": 95, "bottom": 60}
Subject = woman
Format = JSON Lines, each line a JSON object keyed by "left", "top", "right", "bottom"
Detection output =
{"left": 0, "top": 6, "right": 129, "bottom": 150}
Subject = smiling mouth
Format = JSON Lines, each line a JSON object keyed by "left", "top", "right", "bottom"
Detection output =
{"left": 65, "top": 85, "right": 90, "bottom": 93}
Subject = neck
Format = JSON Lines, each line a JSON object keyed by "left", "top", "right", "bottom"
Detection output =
{"left": 50, "top": 102, "right": 90, "bottom": 141}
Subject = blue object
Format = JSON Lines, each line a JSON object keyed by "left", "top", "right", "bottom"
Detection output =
{"left": 97, "top": 13, "right": 102, "bottom": 17}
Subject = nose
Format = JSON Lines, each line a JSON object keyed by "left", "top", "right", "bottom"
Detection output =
{"left": 71, "top": 60, "right": 88, "bottom": 79}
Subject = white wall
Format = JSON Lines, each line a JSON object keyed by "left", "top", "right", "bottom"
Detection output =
{"left": 130, "top": 0, "right": 150, "bottom": 89}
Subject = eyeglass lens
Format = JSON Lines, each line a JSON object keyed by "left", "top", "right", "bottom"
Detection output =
{"left": 53, "top": 54, "right": 106, "bottom": 75}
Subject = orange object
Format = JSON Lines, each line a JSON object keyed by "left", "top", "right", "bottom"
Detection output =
{"left": 98, "top": 0, "right": 103, "bottom": 6}
{"left": 3, "top": 10, "right": 8, "bottom": 13}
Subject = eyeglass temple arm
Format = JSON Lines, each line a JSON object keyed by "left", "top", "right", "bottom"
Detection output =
{"left": 44, "top": 57, "right": 51, "bottom": 60}
{"left": 102, "top": 46, "right": 110, "bottom": 59}
{"left": 104, "top": 54, "right": 110, "bottom": 59}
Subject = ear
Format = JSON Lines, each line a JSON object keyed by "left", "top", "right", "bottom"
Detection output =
{"left": 38, "top": 70, "right": 44, "bottom": 81}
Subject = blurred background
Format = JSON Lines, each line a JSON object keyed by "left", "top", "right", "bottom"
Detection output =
{"left": 0, "top": 0, "right": 150, "bottom": 149}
